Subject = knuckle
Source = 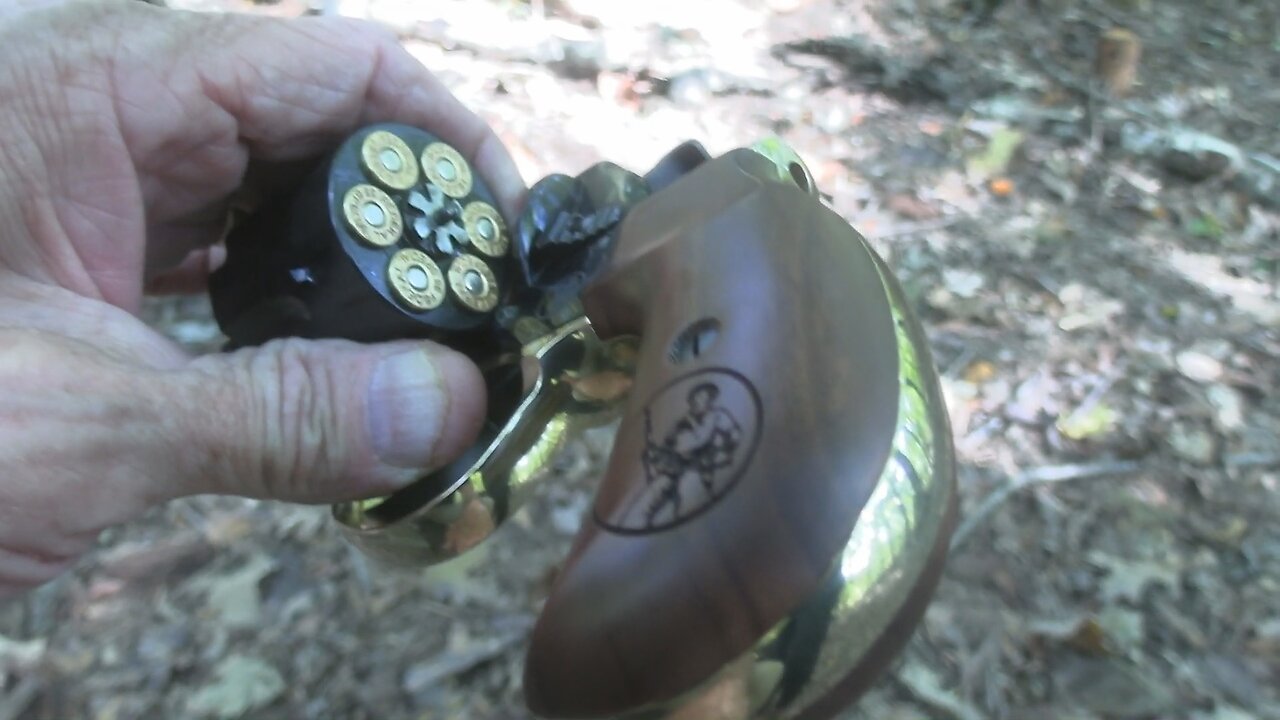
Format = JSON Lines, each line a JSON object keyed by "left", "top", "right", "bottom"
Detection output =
{"left": 187, "top": 340, "right": 354, "bottom": 500}
{"left": 252, "top": 339, "right": 346, "bottom": 498}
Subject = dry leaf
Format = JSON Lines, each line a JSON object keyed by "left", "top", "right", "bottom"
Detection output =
{"left": 989, "top": 177, "right": 1016, "bottom": 197}
{"left": 444, "top": 497, "right": 497, "bottom": 555}
{"left": 204, "top": 512, "right": 254, "bottom": 546}
{"left": 963, "top": 360, "right": 998, "bottom": 384}
{"left": 1061, "top": 657, "right": 1177, "bottom": 718}
{"left": 1067, "top": 618, "right": 1110, "bottom": 655}
{"left": 1057, "top": 403, "right": 1119, "bottom": 440}
{"left": 968, "top": 128, "right": 1024, "bottom": 177}
{"left": 888, "top": 193, "right": 942, "bottom": 220}
{"left": 1088, "top": 552, "right": 1180, "bottom": 603}
{"left": 186, "top": 655, "right": 286, "bottom": 720}
{"left": 1096, "top": 28, "right": 1142, "bottom": 97}
{"left": 919, "top": 119, "right": 946, "bottom": 136}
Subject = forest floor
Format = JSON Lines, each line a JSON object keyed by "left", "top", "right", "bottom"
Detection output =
{"left": 1, "top": 0, "right": 1278, "bottom": 718}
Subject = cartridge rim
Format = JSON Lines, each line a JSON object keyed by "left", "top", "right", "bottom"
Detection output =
{"left": 462, "top": 201, "right": 509, "bottom": 258}
{"left": 342, "top": 184, "right": 404, "bottom": 248}
{"left": 388, "top": 248, "right": 447, "bottom": 311}
{"left": 422, "top": 142, "right": 473, "bottom": 198}
{"left": 361, "top": 130, "right": 419, "bottom": 190}
{"left": 448, "top": 254, "right": 499, "bottom": 313}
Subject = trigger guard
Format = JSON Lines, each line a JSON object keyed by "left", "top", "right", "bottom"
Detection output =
{"left": 331, "top": 318, "right": 636, "bottom": 568}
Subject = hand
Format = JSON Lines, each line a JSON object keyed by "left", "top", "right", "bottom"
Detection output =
{"left": 0, "top": 0, "right": 527, "bottom": 597}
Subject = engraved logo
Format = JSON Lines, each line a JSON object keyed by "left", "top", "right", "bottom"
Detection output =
{"left": 596, "top": 369, "right": 762, "bottom": 534}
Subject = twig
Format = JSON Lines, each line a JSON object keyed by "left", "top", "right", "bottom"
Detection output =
{"left": 0, "top": 676, "right": 41, "bottom": 720}
{"left": 950, "top": 459, "right": 1143, "bottom": 550}
{"left": 898, "top": 660, "right": 985, "bottom": 720}
{"left": 1227, "top": 452, "right": 1280, "bottom": 470}
{"left": 875, "top": 216, "right": 965, "bottom": 239}
{"left": 1250, "top": 152, "right": 1280, "bottom": 175}
{"left": 401, "top": 629, "right": 528, "bottom": 690}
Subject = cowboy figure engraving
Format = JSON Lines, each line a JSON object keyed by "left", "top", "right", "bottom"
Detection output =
{"left": 642, "top": 382, "right": 744, "bottom": 526}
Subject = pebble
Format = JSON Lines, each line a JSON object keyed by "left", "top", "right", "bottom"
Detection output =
{"left": 1176, "top": 350, "right": 1225, "bottom": 383}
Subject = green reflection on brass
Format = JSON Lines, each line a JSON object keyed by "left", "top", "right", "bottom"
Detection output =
{"left": 761, "top": 256, "right": 952, "bottom": 718}
{"left": 749, "top": 138, "right": 818, "bottom": 196}
{"left": 513, "top": 413, "right": 571, "bottom": 490}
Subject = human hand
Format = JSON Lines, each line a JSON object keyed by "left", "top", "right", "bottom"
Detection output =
{"left": 0, "top": 0, "right": 526, "bottom": 597}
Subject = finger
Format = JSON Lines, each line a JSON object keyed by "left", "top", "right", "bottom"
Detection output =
{"left": 354, "top": 35, "right": 529, "bottom": 219}
{"left": 0, "top": 546, "right": 74, "bottom": 588}
{"left": 146, "top": 338, "right": 486, "bottom": 503}
{"left": 97, "top": 4, "right": 527, "bottom": 236}
{"left": 144, "top": 245, "right": 226, "bottom": 296}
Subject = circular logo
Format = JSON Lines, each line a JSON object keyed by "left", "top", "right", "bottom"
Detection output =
{"left": 595, "top": 368, "right": 762, "bottom": 534}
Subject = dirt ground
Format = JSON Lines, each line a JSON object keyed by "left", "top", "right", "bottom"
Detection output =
{"left": 1, "top": 0, "right": 1277, "bottom": 718}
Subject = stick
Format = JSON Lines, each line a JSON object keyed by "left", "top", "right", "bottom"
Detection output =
{"left": 0, "top": 677, "right": 41, "bottom": 720}
{"left": 874, "top": 216, "right": 965, "bottom": 239}
{"left": 950, "top": 459, "right": 1143, "bottom": 550}
{"left": 1227, "top": 452, "right": 1280, "bottom": 469}
{"left": 1095, "top": 28, "right": 1141, "bottom": 98}
{"left": 898, "top": 661, "right": 985, "bottom": 720}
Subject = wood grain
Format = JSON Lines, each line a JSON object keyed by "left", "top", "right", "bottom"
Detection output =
{"left": 523, "top": 150, "right": 903, "bottom": 717}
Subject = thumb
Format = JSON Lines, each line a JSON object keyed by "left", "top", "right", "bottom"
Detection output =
{"left": 156, "top": 338, "right": 486, "bottom": 503}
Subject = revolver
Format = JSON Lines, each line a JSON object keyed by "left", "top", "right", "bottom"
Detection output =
{"left": 209, "top": 123, "right": 958, "bottom": 720}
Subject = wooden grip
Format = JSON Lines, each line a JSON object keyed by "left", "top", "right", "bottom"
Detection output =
{"left": 524, "top": 150, "right": 904, "bottom": 717}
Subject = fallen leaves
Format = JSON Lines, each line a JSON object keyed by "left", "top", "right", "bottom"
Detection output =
{"left": 1058, "top": 657, "right": 1179, "bottom": 718}
{"left": 200, "top": 555, "right": 276, "bottom": 631}
{"left": 444, "top": 497, "right": 498, "bottom": 555}
{"left": 1026, "top": 609, "right": 1145, "bottom": 657}
{"left": 888, "top": 193, "right": 943, "bottom": 220}
{"left": 966, "top": 127, "right": 1024, "bottom": 178}
{"left": 896, "top": 660, "right": 984, "bottom": 720}
{"left": 918, "top": 119, "right": 946, "bottom": 136}
{"left": 1167, "top": 249, "right": 1280, "bottom": 325}
{"left": 1087, "top": 552, "right": 1181, "bottom": 604}
{"left": 185, "top": 655, "right": 285, "bottom": 720}
{"left": 0, "top": 635, "right": 47, "bottom": 676}
{"left": 963, "top": 360, "right": 998, "bottom": 385}
{"left": 1055, "top": 283, "right": 1126, "bottom": 331}
{"left": 942, "top": 268, "right": 985, "bottom": 298}
{"left": 1056, "top": 402, "right": 1119, "bottom": 441}
{"left": 21, "top": 1, "right": 1280, "bottom": 719}
{"left": 401, "top": 625, "right": 527, "bottom": 701}
{"left": 1168, "top": 422, "right": 1218, "bottom": 465}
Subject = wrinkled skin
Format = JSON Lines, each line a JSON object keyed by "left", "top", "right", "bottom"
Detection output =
{"left": 0, "top": 0, "right": 527, "bottom": 597}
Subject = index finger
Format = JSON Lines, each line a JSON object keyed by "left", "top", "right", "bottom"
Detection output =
{"left": 106, "top": 3, "right": 528, "bottom": 221}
